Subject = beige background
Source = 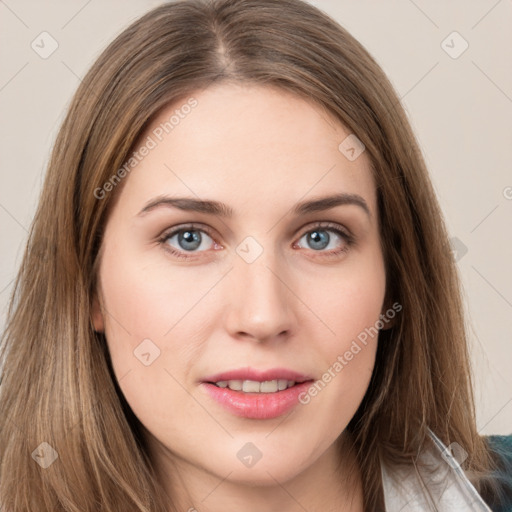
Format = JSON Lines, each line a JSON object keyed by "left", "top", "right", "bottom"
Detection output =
{"left": 0, "top": 0, "right": 511, "bottom": 434}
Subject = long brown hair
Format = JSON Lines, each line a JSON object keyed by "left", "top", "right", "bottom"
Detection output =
{"left": 0, "top": 0, "right": 497, "bottom": 510}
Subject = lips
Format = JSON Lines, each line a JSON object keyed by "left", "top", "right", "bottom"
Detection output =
{"left": 200, "top": 367, "right": 315, "bottom": 419}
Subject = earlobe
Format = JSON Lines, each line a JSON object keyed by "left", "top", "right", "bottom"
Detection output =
{"left": 380, "top": 298, "right": 398, "bottom": 330}
{"left": 380, "top": 313, "right": 396, "bottom": 330}
{"left": 91, "top": 294, "right": 105, "bottom": 332}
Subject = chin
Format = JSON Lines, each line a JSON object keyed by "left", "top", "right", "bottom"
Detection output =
{"left": 205, "top": 444, "right": 314, "bottom": 486}
{"left": 221, "top": 464, "right": 303, "bottom": 487}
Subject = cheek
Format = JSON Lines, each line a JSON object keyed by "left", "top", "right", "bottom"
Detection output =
{"left": 293, "top": 248, "right": 386, "bottom": 417}
{"left": 98, "top": 242, "right": 218, "bottom": 359}
{"left": 300, "top": 247, "right": 386, "bottom": 358}
{"left": 288, "top": 276, "right": 384, "bottom": 463}
{"left": 97, "top": 246, "right": 222, "bottom": 429}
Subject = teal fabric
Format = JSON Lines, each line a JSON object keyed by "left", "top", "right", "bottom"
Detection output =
{"left": 484, "top": 435, "right": 512, "bottom": 511}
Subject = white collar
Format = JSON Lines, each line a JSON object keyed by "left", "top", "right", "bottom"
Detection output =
{"left": 381, "top": 429, "right": 492, "bottom": 511}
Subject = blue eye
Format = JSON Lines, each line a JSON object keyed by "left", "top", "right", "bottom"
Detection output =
{"left": 294, "top": 223, "right": 354, "bottom": 257}
{"left": 158, "top": 222, "right": 354, "bottom": 260}
{"left": 159, "top": 224, "right": 217, "bottom": 259}
{"left": 169, "top": 229, "right": 210, "bottom": 251}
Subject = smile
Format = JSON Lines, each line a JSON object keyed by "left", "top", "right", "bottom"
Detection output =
{"left": 212, "top": 379, "right": 298, "bottom": 393}
{"left": 200, "top": 367, "right": 314, "bottom": 419}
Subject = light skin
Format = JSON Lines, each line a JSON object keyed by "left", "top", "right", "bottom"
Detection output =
{"left": 92, "top": 83, "right": 389, "bottom": 512}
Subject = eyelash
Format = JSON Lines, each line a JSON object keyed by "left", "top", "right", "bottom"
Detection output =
{"left": 157, "top": 222, "right": 355, "bottom": 261}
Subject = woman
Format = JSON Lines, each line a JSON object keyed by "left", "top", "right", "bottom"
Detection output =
{"left": 0, "top": 0, "right": 510, "bottom": 510}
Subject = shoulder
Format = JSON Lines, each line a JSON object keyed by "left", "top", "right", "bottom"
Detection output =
{"left": 486, "top": 434, "right": 512, "bottom": 457}
{"left": 486, "top": 434, "right": 512, "bottom": 475}
{"left": 484, "top": 434, "right": 512, "bottom": 512}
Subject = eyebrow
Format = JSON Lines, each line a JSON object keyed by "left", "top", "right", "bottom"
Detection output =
{"left": 137, "top": 192, "right": 371, "bottom": 219}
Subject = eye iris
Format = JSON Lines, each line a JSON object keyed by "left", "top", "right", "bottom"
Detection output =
{"left": 308, "top": 230, "right": 329, "bottom": 250}
{"left": 170, "top": 228, "right": 339, "bottom": 253}
{"left": 178, "top": 230, "right": 202, "bottom": 251}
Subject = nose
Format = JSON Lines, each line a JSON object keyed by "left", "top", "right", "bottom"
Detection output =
{"left": 224, "top": 250, "right": 296, "bottom": 343}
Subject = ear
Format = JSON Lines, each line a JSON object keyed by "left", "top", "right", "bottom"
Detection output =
{"left": 91, "top": 292, "right": 105, "bottom": 333}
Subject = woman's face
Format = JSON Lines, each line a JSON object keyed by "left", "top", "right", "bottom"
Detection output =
{"left": 93, "top": 83, "right": 387, "bottom": 489}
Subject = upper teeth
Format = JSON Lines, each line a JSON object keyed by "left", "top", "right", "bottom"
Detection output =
{"left": 214, "top": 379, "right": 296, "bottom": 393}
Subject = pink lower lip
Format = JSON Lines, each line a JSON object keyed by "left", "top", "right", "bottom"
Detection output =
{"left": 201, "top": 381, "right": 313, "bottom": 419}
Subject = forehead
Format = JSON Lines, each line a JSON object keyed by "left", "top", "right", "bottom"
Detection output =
{"left": 116, "top": 83, "right": 376, "bottom": 218}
